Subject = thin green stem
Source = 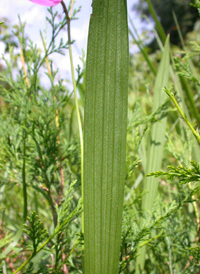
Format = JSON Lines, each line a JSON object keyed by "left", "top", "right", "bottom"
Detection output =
{"left": 19, "top": 26, "right": 29, "bottom": 223}
{"left": 165, "top": 88, "right": 200, "bottom": 144}
{"left": 179, "top": 74, "right": 200, "bottom": 126}
{"left": 61, "top": 1, "right": 84, "bottom": 231}
{"left": 172, "top": 11, "right": 185, "bottom": 48}
{"left": 22, "top": 128, "right": 27, "bottom": 222}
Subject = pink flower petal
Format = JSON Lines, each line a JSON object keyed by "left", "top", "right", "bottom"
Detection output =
{"left": 29, "top": 0, "right": 62, "bottom": 7}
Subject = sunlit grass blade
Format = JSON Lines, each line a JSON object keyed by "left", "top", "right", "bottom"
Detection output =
{"left": 136, "top": 36, "right": 170, "bottom": 273}
{"left": 83, "top": 0, "right": 129, "bottom": 273}
{"left": 165, "top": 88, "right": 200, "bottom": 145}
{"left": 179, "top": 76, "right": 200, "bottom": 126}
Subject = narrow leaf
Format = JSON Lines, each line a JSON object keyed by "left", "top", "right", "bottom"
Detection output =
{"left": 145, "top": 0, "right": 166, "bottom": 43}
{"left": 136, "top": 36, "right": 170, "bottom": 273}
{"left": 143, "top": 36, "right": 170, "bottom": 208}
{"left": 83, "top": 0, "right": 129, "bottom": 273}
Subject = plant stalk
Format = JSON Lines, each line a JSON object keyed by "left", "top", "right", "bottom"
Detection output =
{"left": 19, "top": 28, "right": 29, "bottom": 222}
{"left": 165, "top": 88, "right": 200, "bottom": 144}
{"left": 61, "top": 0, "right": 84, "bottom": 229}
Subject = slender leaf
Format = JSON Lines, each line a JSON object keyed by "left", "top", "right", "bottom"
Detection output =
{"left": 145, "top": 0, "right": 166, "bottom": 43}
{"left": 136, "top": 36, "right": 170, "bottom": 273}
{"left": 83, "top": 0, "right": 129, "bottom": 273}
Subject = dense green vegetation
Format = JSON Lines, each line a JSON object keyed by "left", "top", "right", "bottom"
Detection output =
{"left": 0, "top": 0, "right": 199, "bottom": 273}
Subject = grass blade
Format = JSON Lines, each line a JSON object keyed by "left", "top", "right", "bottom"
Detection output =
{"left": 136, "top": 36, "right": 170, "bottom": 273}
{"left": 145, "top": 0, "right": 166, "bottom": 43}
{"left": 83, "top": 0, "right": 129, "bottom": 273}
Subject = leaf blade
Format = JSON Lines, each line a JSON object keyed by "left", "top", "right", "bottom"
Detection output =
{"left": 84, "top": 1, "right": 129, "bottom": 273}
{"left": 136, "top": 36, "right": 170, "bottom": 273}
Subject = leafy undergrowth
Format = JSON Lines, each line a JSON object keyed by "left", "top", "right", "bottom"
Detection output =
{"left": 0, "top": 1, "right": 199, "bottom": 273}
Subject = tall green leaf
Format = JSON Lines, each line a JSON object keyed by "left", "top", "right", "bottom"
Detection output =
{"left": 136, "top": 36, "right": 170, "bottom": 273}
{"left": 83, "top": 0, "right": 129, "bottom": 273}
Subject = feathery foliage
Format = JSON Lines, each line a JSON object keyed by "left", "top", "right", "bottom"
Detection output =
{"left": 0, "top": 0, "right": 199, "bottom": 273}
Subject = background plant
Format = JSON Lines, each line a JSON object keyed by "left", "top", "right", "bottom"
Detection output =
{"left": 0, "top": 5, "right": 83, "bottom": 273}
{"left": 0, "top": 0, "right": 199, "bottom": 273}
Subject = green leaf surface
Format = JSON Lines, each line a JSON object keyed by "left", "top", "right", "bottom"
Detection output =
{"left": 143, "top": 36, "right": 170, "bottom": 207}
{"left": 136, "top": 36, "right": 170, "bottom": 273}
{"left": 83, "top": 0, "right": 129, "bottom": 273}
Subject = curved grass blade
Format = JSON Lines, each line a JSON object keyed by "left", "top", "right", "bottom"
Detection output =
{"left": 83, "top": 0, "right": 129, "bottom": 273}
